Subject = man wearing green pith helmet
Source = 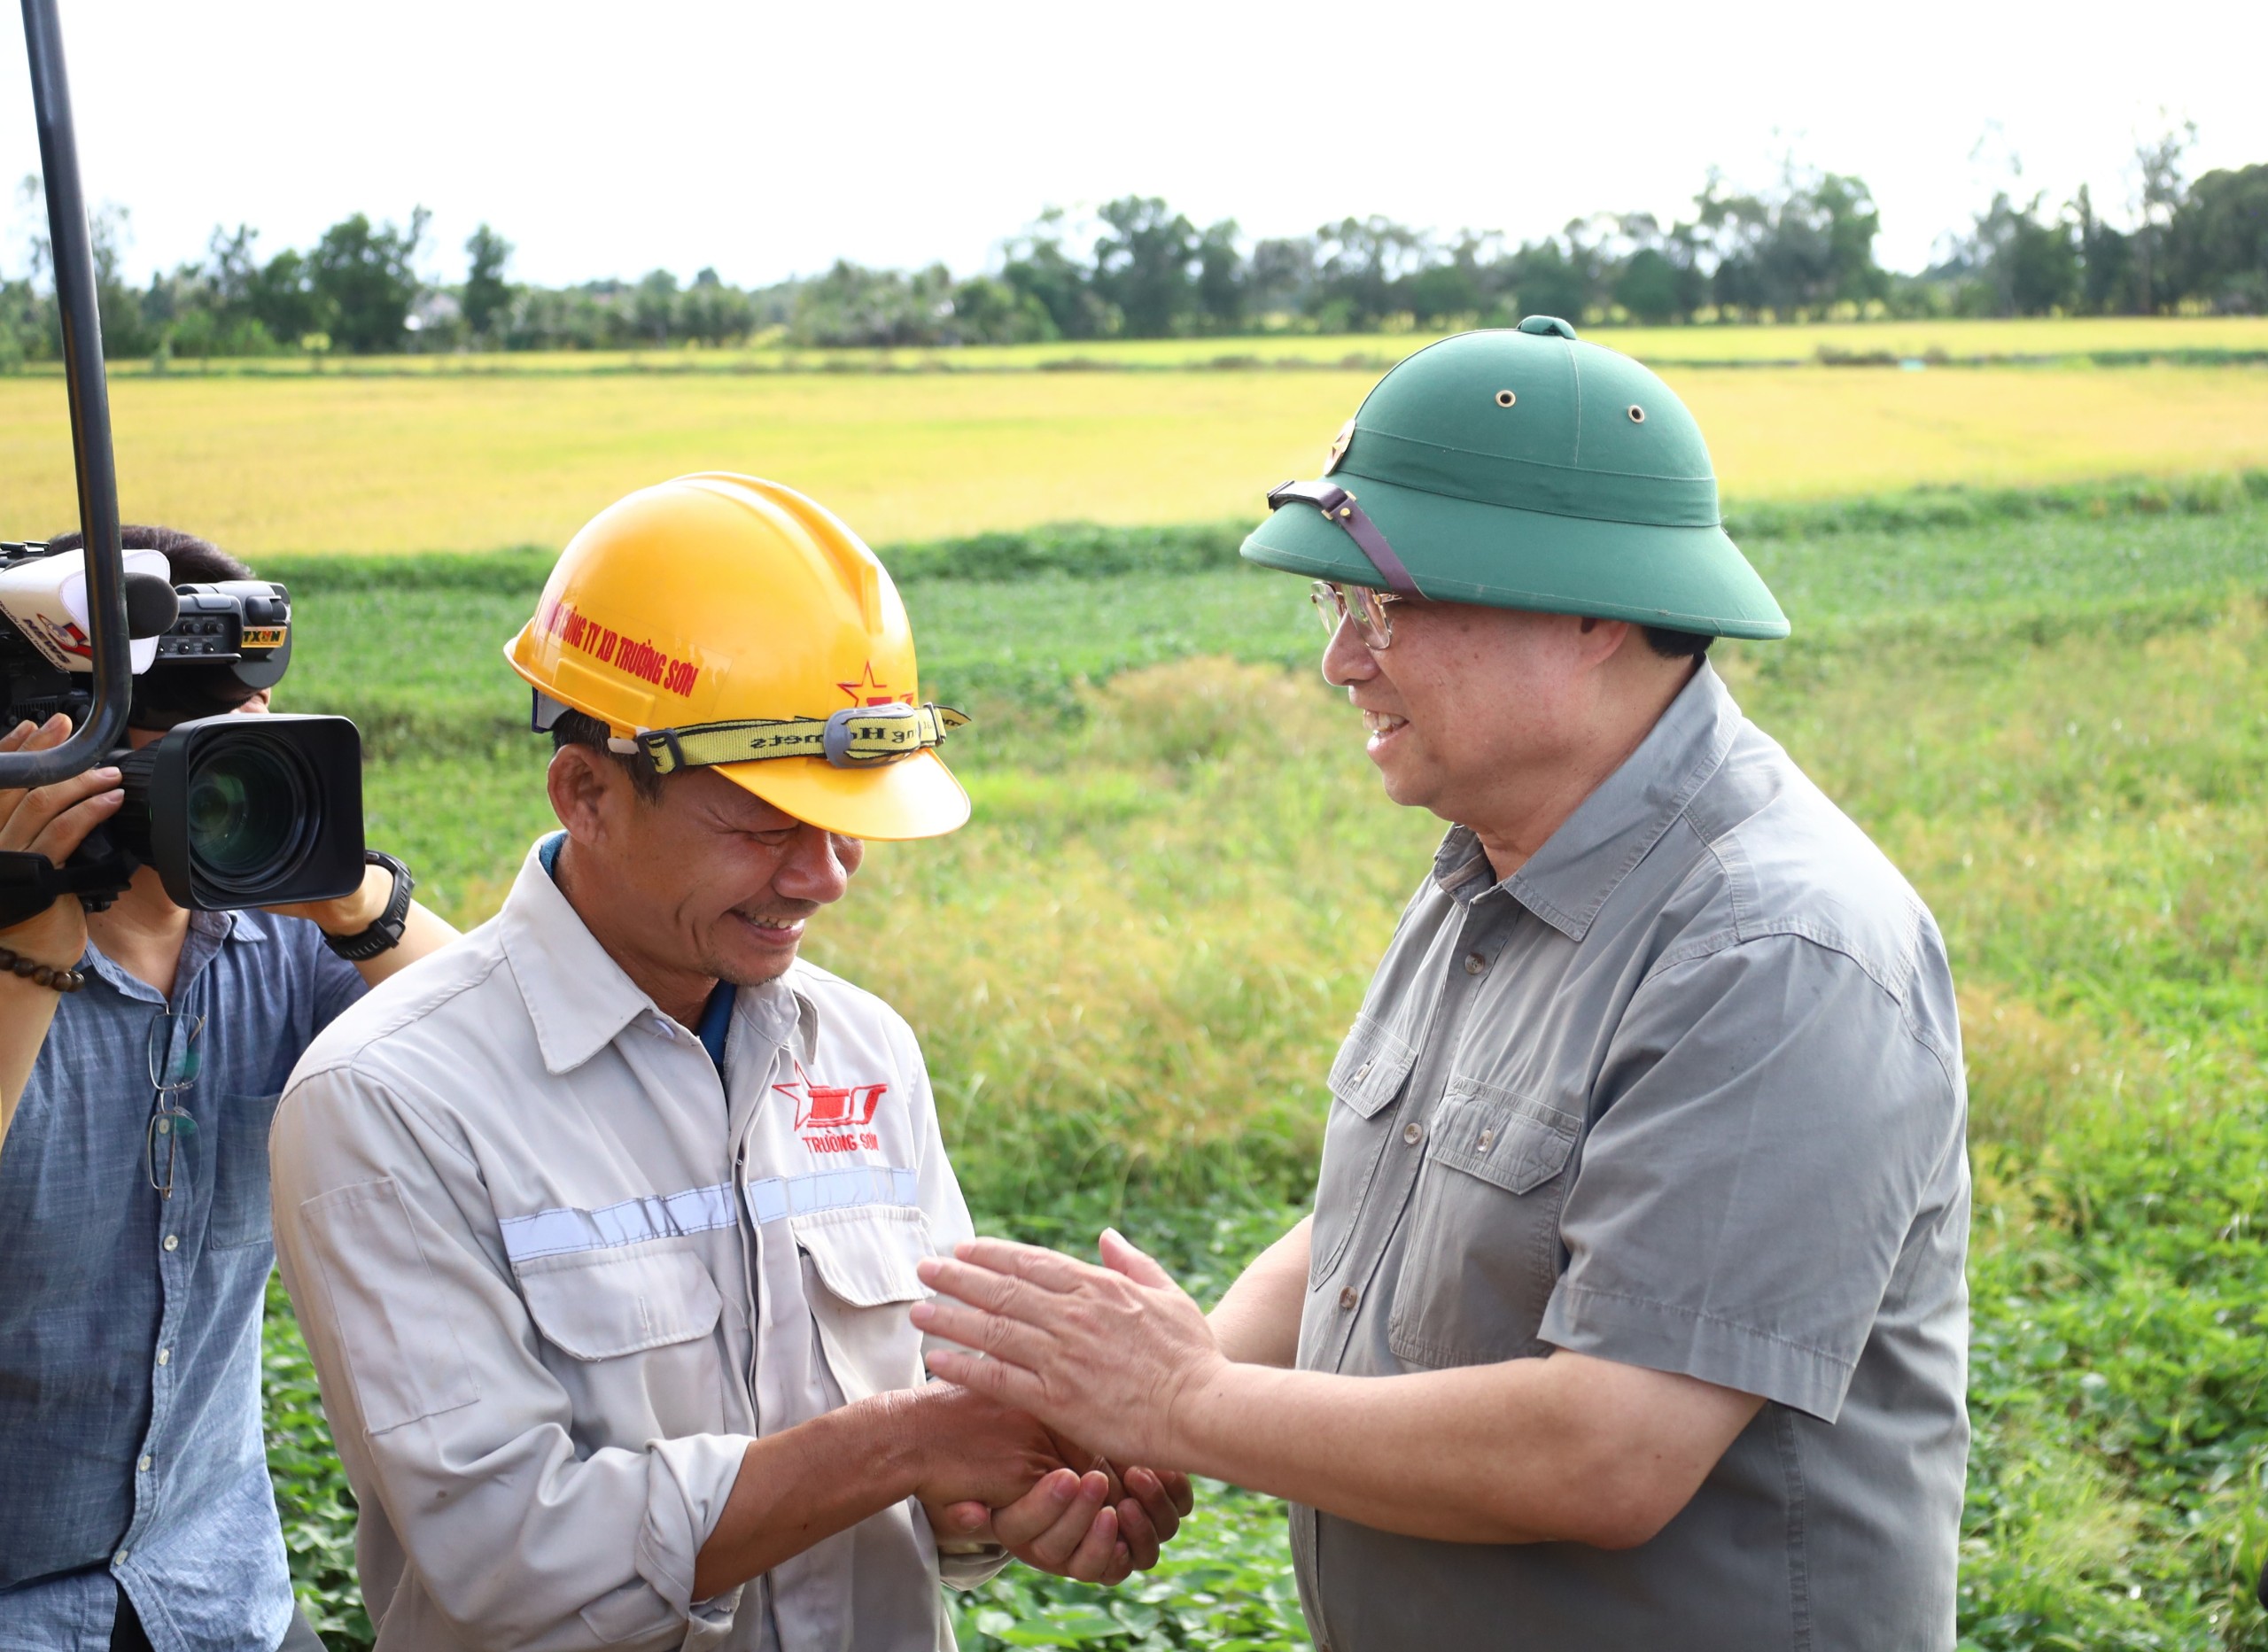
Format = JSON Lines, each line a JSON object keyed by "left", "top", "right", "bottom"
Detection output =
{"left": 909, "top": 319, "right": 1971, "bottom": 1650}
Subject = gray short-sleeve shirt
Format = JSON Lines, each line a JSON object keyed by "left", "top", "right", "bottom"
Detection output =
{"left": 1293, "top": 663, "right": 1969, "bottom": 1652}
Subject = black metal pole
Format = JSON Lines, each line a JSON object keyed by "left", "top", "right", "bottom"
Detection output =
{"left": 0, "top": 0, "right": 128, "bottom": 785}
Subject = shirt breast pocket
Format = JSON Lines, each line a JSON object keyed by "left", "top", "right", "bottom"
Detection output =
{"left": 208, "top": 1090, "right": 283, "bottom": 1251}
{"left": 794, "top": 1203, "right": 933, "bottom": 1403}
{"left": 517, "top": 1247, "right": 724, "bottom": 1381}
{"left": 1308, "top": 1016, "right": 1419, "bottom": 1290}
{"left": 1386, "top": 1077, "right": 1581, "bottom": 1370}
{"left": 517, "top": 1245, "right": 728, "bottom": 1448}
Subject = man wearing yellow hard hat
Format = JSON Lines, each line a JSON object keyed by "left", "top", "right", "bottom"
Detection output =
{"left": 268, "top": 475, "right": 1190, "bottom": 1650}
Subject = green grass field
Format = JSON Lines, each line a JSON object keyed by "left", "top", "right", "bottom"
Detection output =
{"left": 251, "top": 479, "right": 2268, "bottom": 1649}
{"left": 0, "top": 357, "right": 2264, "bottom": 554}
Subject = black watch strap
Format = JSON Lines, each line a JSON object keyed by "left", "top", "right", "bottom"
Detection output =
{"left": 325, "top": 851, "right": 415, "bottom": 961}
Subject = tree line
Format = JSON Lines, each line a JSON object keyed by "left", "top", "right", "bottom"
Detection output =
{"left": 1938, "top": 127, "right": 2267, "bottom": 318}
{"left": 0, "top": 136, "right": 2261, "bottom": 363}
{"left": 0, "top": 194, "right": 773, "bottom": 365}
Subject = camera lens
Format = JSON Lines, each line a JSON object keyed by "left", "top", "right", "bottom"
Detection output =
{"left": 184, "top": 736, "right": 317, "bottom": 896}
{"left": 104, "top": 713, "right": 361, "bottom": 912}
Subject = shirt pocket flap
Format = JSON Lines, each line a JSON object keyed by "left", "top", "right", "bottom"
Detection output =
{"left": 1327, "top": 1018, "right": 1420, "bottom": 1120}
{"left": 792, "top": 1204, "right": 932, "bottom": 1307}
{"left": 1430, "top": 1081, "right": 1581, "bottom": 1196}
{"left": 517, "top": 1247, "right": 723, "bottom": 1361}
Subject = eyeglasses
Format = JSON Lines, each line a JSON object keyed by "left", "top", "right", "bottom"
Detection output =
{"left": 1309, "top": 580, "right": 1404, "bottom": 650}
{"left": 144, "top": 1011, "right": 204, "bottom": 1201}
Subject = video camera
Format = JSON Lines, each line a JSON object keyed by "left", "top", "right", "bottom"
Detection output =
{"left": 0, "top": 0, "right": 365, "bottom": 927}
{"left": 0, "top": 540, "right": 364, "bottom": 924}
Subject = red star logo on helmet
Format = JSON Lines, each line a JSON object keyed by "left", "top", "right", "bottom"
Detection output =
{"left": 837, "top": 660, "right": 914, "bottom": 707}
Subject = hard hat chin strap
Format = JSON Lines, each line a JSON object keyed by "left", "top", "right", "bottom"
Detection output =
{"left": 630, "top": 701, "right": 970, "bottom": 775}
{"left": 1267, "top": 479, "right": 1423, "bottom": 597}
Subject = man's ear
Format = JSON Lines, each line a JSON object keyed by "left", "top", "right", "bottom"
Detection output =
{"left": 1573, "top": 615, "right": 1637, "bottom": 667}
{"left": 547, "top": 745, "right": 621, "bottom": 846}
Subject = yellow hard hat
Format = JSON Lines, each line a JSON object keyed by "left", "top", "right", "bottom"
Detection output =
{"left": 505, "top": 473, "right": 970, "bottom": 841}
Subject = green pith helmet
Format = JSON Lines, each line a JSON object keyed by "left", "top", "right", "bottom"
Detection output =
{"left": 1241, "top": 318, "right": 1789, "bottom": 639}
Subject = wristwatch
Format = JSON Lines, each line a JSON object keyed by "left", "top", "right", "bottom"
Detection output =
{"left": 323, "top": 851, "right": 416, "bottom": 961}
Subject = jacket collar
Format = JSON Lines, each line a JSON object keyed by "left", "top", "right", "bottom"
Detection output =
{"left": 497, "top": 840, "right": 669, "bottom": 1074}
{"left": 1433, "top": 661, "right": 1744, "bottom": 942}
{"left": 497, "top": 836, "right": 809, "bottom": 1075}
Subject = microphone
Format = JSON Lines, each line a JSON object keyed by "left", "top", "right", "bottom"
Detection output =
{"left": 124, "top": 572, "right": 179, "bottom": 639}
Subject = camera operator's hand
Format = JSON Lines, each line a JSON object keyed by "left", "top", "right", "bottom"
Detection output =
{"left": 0, "top": 714, "right": 122, "bottom": 1137}
{"left": 265, "top": 862, "right": 459, "bottom": 989}
{"left": 0, "top": 713, "right": 121, "bottom": 967}
{"left": 263, "top": 865, "right": 389, "bottom": 934}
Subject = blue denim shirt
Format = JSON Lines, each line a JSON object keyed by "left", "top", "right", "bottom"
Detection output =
{"left": 0, "top": 908, "right": 364, "bottom": 1652}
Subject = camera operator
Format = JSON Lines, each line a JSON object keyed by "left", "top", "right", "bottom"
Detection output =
{"left": 0, "top": 526, "right": 456, "bottom": 1652}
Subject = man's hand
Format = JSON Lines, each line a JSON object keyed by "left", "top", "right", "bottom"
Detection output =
{"left": 895, "top": 1379, "right": 1078, "bottom": 1512}
{"left": 695, "top": 1379, "right": 1072, "bottom": 1599}
{"left": 264, "top": 858, "right": 391, "bottom": 934}
{"left": 265, "top": 857, "right": 458, "bottom": 985}
{"left": 928, "top": 1459, "right": 1196, "bottom": 1585}
{"left": 0, "top": 714, "right": 121, "bottom": 966}
{"left": 913, "top": 1229, "right": 1225, "bottom": 1469}
{"left": 0, "top": 714, "right": 126, "bottom": 1137}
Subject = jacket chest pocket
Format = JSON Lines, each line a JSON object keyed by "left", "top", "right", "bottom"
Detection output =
{"left": 517, "top": 1245, "right": 727, "bottom": 1446}
{"left": 1308, "top": 1016, "right": 1419, "bottom": 1290}
{"left": 793, "top": 1203, "right": 932, "bottom": 1403}
{"left": 1386, "top": 1077, "right": 1581, "bottom": 1370}
{"left": 518, "top": 1245, "right": 724, "bottom": 1384}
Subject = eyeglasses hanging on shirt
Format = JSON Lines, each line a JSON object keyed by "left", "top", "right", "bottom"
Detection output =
{"left": 144, "top": 1010, "right": 205, "bottom": 1200}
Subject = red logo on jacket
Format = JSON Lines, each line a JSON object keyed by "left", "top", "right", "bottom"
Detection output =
{"left": 775, "top": 1061, "right": 886, "bottom": 1152}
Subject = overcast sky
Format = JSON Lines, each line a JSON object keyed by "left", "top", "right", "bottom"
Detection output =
{"left": 0, "top": 0, "right": 2261, "bottom": 291}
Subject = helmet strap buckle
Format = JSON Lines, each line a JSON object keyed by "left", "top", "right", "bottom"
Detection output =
{"left": 823, "top": 702, "right": 916, "bottom": 769}
{"left": 635, "top": 726, "right": 690, "bottom": 774}
{"left": 1266, "top": 478, "right": 1423, "bottom": 597}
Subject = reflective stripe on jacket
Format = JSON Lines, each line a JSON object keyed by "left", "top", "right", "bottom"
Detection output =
{"left": 269, "top": 840, "right": 990, "bottom": 1652}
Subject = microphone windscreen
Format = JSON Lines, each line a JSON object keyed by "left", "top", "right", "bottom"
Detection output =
{"left": 124, "top": 573, "right": 181, "bottom": 640}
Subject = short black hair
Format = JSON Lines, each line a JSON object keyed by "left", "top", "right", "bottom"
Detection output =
{"left": 45, "top": 524, "right": 268, "bottom": 728}
{"left": 44, "top": 523, "right": 253, "bottom": 584}
{"left": 549, "top": 706, "right": 666, "bottom": 803}
{"left": 1639, "top": 625, "right": 1713, "bottom": 661}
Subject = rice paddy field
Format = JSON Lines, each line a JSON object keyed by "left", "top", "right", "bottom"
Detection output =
{"left": 0, "top": 355, "right": 2264, "bottom": 554}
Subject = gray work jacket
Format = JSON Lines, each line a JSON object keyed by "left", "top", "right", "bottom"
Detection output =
{"left": 271, "top": 842, "right": 998, "bottom": 1652}
{"left": 1293, "top": 663, "right": 1969, "bottom": 1652}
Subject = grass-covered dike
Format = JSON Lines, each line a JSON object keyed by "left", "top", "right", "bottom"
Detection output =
{"left": 260, "top": 480, "right": 2267, "bottom": 1648}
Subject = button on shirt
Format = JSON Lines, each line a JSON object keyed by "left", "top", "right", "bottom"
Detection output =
{"left": 1294, "top": 663, "right": 1970, "bottom": 1652}
{"left": 270, "top": 840, "right": 998, "bottom": 1652}
{"left": 0, "top": 910, "right": 365, "bottom": 1652}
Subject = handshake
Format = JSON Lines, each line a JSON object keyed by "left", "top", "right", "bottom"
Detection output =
{"left": 898, "top": 1226, "right": 1228, "bottom": 1586}
{"left": 903, "top": 1380, "right": 1194, "bottom": 1585}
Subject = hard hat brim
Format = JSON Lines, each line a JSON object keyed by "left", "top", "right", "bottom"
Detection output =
{"left": 714, "top": 747, "right": 971, "bottom": 842}
{"left": 1240, "top": 472, "right": 1790, "bottom": 640}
